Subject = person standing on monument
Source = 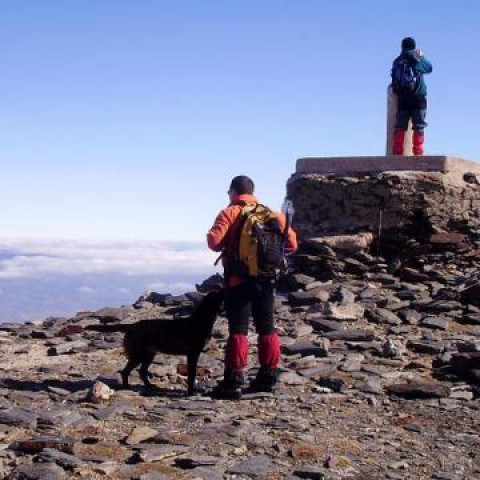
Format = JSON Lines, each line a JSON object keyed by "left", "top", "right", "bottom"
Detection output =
{"left": 391, "top": 37, "right": 433, "bottom": 156}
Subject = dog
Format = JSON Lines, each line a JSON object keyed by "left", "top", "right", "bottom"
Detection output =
{"left": 85, "top": 289, "right": 224, "bottom": 395}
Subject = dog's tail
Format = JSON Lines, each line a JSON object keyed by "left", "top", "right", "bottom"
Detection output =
{"left": 85, "top": 324, "right": 131, "bottom": 333}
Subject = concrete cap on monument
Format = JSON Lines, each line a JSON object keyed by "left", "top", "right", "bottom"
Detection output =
{"left": 296, "top": 156, "right": 480, "bottom": 180}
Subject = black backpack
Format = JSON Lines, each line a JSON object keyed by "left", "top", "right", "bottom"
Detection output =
{"left": 391, "top": 57, "right": 417, "bottom": 94}
{"left": 236, "top": 204, "right": 286, "bottom": 279}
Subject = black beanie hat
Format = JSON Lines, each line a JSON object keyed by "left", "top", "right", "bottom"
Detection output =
{"left": 229, "top": 175, "right": 254, "bottom": 195}
{"left": 401, "top": 37, "right": 416, "bottom": 50}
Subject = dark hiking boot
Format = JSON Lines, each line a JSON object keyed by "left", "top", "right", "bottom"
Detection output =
{"left": 210, "top": 370, "right": 244, "bottom": 400}
{"left": 245, "top": 367, "right": 279, "bottom": 393}
{"left": 210, "top": 381, "right": 243, "bottom": 400}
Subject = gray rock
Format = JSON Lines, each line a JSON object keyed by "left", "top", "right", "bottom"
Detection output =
{"left": 12, "top": 436, "right": 75, "bottom": 454}
{"left": 308, "top": 318, "right": 343, "bottom": 332}
{"left": 407, "top": 339, "right": 445, "bottom": 355}
{"left": 284, "top": 273, "right": 318, "bottom": 290}
{"left": 7, "top": 463, "right": 66, "bottom": 480}
{"left": 324, "top": 302, "right": 365, "bottom": 321}
{"left": 131, "top": 445, "right": 189, "bottom": 462}
{"left": 34, "top": 448, "right": 84, "bottom": 469}
{"left": 283, "top": 342, "right": 328, "bottom": 357}
{"left": 138, "top": 473, "right": 172, "bottom": 480}
{"left": 340, "top": 354, "right": 364, "bottom": 372}
{"left": 47, "top": 340, "right": 89, "bottom": 356}
{"left": 387, "top": 380, "right": 450, "bottom": 399}
{"left": 298, "top": 365, "right": 337, "bottom": 379}
{"left": 324, "top": 329, "right": 375, "bottom": 342}
{"left": 175, "top": 455, "right": 219, "bottom": 469}
{"left": 228, "top": 455, "right": 273, "bottom": 477}
{"left": 288, "top": 288, "right": 331, "bottom": 307}
{"left": 187, "top": 466, "right": 225, "bottom": 480}
{"left": 381, "top": 339, "right": 405, "bottom": 358}
{"left": 0, "top": 408, "right": 37, "bottom": 428}
{"left": 280, "top": 371, "right": 308, "bottom": 385}
{"left": 293, "top": 465, "right": 326, "bottom": 479}
{"left": 366, "top": 308, "right": 402, "bottom": 326}
{"left": 421, "top": 315, "right": 449, "bottom": 330}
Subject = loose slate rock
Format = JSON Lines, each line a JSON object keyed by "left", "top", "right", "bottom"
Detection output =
{"left": 283, "top": 342, "right": 328, "bottom": 357}
{"left": 125, "top": 426, "right": 159, "bottom": 445}
{"left": 421, "top": 316, "right": 449, "bottom": 330}
{"left": 293, "top": 464, "right": 326, "bottom": 479}
{"left": 387, "top": 379, "right": 450, "bottom": 399}
{"left": 449, "top": 352, "right": 480, "bottom": 382}
{"left": 228, "top": 455, "right": 273, "bottom": 477}
{"left": 406, "top": 339, "right": 445, "bottom": 355}
{"left": 366, "top": 308, "right": 402, "bottom": 326}
{"left": 47, "top": 340, "right": 89, "bottom": 356}
{"left": 324, "top": 329, "right": 375, "bottom": 342}
{"left": 175, "top": 455, "right": 219, "bottom": 469}
{"left": 12, "top": 436, "right": 75, "bottom": 454}
{"left": 288, "top": 288, "right": 331, "bottom": 307}
{"left": 7, "top": 463, "right": 66, "bottom": 480}
{"left": 34, "top": 448, "right": 84, "bottom": 469}
{"left": 324, "top": 302, "right": 364, "bottom": 321}
{"left": 0, "top": 408, "right": 37, "bottom": 428}
{"left": 308, "top": 319, "right": 343, "bottom": 332}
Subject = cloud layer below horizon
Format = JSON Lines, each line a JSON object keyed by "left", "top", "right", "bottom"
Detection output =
{"left": 0, "top": 238, "right": 216, "bottom": 278}
{"left": 0, "top": 238, "right": 219, "bottom": 323}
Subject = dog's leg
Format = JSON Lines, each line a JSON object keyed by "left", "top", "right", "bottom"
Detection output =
{"left": 187, "top": 350, "right": 201, "bottom": 396}
{"left": 139, "top": 353, "right": 156, "bottom": 388}
{"left": 121, "top": 357, "right": 141, "bottom": 388}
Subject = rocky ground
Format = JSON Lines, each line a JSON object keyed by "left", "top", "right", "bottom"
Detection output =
{"left": 0, "top": 232, "right": 479, "bottom": 479}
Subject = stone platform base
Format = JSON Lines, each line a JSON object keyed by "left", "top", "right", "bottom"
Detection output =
{"left": 288, "top": 156, "right": 480, "bottom": 241}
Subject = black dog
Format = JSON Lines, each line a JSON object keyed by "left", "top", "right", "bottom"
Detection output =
{"left": 85, "top": 289, "right": 223, "bottom": 395}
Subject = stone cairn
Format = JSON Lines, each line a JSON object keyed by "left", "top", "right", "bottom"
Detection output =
{"left": 0, "top": 157, "right": 479, "bottom": 478}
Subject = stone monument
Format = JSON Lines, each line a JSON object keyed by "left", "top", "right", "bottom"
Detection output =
{"left": 386, "top": 85, "right": 413, "bottom": 155}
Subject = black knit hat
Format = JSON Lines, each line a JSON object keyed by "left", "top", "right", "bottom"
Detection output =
{"left": 229, "top": 175, "right": 254, "bottom": 195}
{"left": 401, "top": 37, "right": 416, "bottom": 50}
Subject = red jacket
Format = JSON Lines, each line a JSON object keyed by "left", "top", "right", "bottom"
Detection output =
{"left": 207, "top": 194, "right": 298, "bottom": 287}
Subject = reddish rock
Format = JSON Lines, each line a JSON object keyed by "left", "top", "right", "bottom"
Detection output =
{"left": 429, "top": 233, "right": 466, "bottom": 246}
{"left": 57, "top": 325, "right": 84, "bottom": 337}
{"left": 387, "top": 379, "right": 450, "bottom": 398}
{"left": 12, "top": 436, "right": 75, "bottom": 454}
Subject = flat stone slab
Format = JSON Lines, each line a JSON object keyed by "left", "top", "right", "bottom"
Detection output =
{"left": 296, "top": 156, "right": 480, "bottom": 177}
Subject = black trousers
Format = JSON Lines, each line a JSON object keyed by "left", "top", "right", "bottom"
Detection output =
{"left": 396, "top": 95, "right": 428, "bottom": 132}
{"left": 225, "top": 279, "right": 275, "bottom": 336}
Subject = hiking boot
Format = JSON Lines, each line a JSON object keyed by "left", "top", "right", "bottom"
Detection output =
{"left": 210, "top": 381, "right": 243, "bottom": 400}
{"left": 210, "top": 370, "right": 244, "bottom": 400}
{"left": 246, "top": 367, "right": 279, "bottom": 393}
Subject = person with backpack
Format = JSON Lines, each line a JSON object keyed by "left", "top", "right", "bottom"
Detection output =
{"left": 207, "top": 175, "right": 297, "bottom": 399}
{"left": 391, "top": 37, "right": 433, "bottom": 155}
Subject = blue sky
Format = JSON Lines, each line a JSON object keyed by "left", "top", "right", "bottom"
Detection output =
{"left": 2, "top": 1, "right": 480, "bottom": 241}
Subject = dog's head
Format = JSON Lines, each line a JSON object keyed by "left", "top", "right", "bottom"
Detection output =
{"left": 202, "top": 288, "right": 224, "bottom": 306}
{"left": 193, "top": 288, "right": 225, "bottom": 318}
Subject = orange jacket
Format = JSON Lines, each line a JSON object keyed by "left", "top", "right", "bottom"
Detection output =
{"left": 207, "top": 194, "right": 298, "bottom": 287}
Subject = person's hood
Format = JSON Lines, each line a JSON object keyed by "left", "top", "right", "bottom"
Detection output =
{"left": 230, "top": 194, "right": 258, "bottom": 206}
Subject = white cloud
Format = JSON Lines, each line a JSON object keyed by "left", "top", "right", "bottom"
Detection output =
{"left": 0, "top": 238, "right": 219, "bottom": 279}
{"left": 79, "top": 286, "right": 96, "bottom": 294}
{"left": 147, "top": 281, "right": 195, "bottom": 293}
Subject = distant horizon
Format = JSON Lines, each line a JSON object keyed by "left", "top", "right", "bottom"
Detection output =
{"left": 0, "top": 237, "right": 219, "bottom": 323}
